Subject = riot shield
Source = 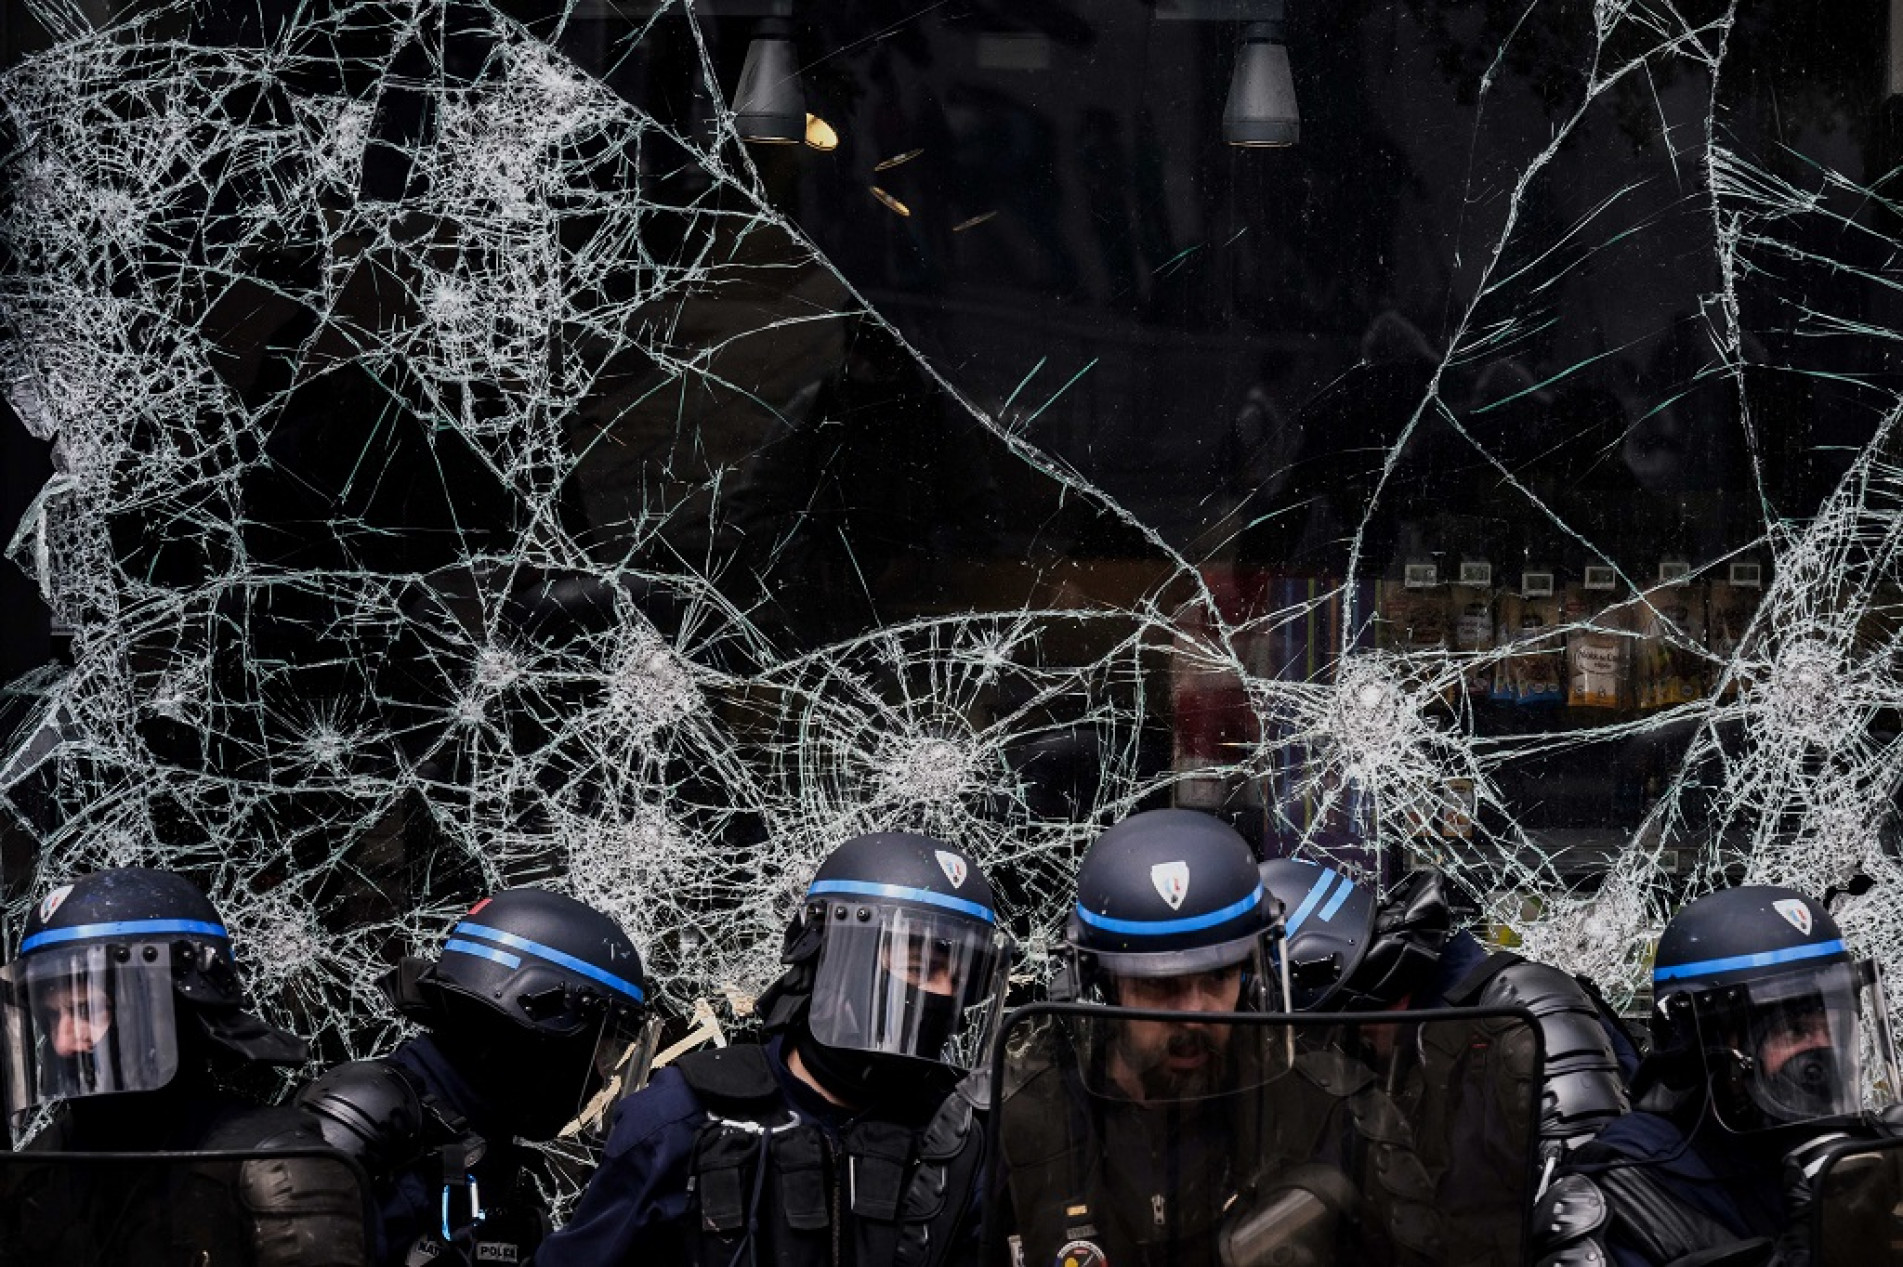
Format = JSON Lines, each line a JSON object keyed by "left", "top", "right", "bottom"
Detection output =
{"left": 984, "top": 1003, "right": 1541, "bottom": 1267}
{"left": 1811, "top": 1133, "right": 1903, "bottom": 1266}
{"left": 0, "top": 1147, "right": 373, "bottom": 1267}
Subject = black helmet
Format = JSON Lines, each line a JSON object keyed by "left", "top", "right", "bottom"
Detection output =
{"left": 1260, "top": 862, "right": 1452, "bottom": 1011}
{"left": 383, "top": 887, "right": 655, "bottom": 1138}
{"left": 758, "top": 833, "right": 1012, "bottom": 1091}
{"left": 1, "top": 868, "right": 304, "bottom": 1120}
{"left": 1064, "top": 810, "right": 1281, "bottom": 1006}
{"left": 1650, "top": 886, "right": 1899, "bottom": 1134}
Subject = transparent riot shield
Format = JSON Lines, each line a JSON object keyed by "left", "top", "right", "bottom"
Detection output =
{"left": 1810, "top": 1134, "right": 1903, "bottom": 1266}
{"left": 0, "top": 1147, "right": 373, "bottom": 1267}
{"left": 984, "top": 1003, "right": 1542, "bottom": 1267}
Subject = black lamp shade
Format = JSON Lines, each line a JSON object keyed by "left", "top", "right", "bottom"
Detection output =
{"left": 1224, "top": 22, "right": 1300, "bottom": 147}
{"left": 733, "top": 21, "right": 806, "bottom": 145}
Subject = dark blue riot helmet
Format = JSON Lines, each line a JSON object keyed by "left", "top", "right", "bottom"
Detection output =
{"left": 1, "top": 868, "right": 304, "bottom": 1121}
{"left": 1063, "top": 810, "right": 1284, "bottom": 1008}
{"left": 1259, "top": 861, "right": 1451, "bottom": 1011}
{"left": 1649, "top": 886, "right": 1899, "bottom": 1134}
{"left": 755, "top": 833, "right": 1013, "bottom": 1098}
{"left": 382, "top": 887, "right": 654, "bottom": 1138}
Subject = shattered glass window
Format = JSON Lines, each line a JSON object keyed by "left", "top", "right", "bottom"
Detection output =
{"left": 3, "top": 0, "right": 1902, "bottom": 1155}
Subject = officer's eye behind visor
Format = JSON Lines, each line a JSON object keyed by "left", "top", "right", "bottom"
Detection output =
{"left": 807, "top": 905, "right": 1002, "bottom": 1062}
{"left": 1690, "top": 959, "right": 1897, "bottom": 1127}
{"left": 1, "top": 943, "right": 182, "bottom": 1119}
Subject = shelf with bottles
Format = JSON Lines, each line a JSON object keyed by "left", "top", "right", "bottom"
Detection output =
{"left": 1368, "top": 553, "right": 1767, "bottom": 726}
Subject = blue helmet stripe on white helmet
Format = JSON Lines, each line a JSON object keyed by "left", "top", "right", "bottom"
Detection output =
{"left": 1284, "top": 870, "right": 1343, "bottom": 938}
{"left": 1075, "top": 884, "right": 1264, "bottom": 937}
{"left": 807, "top": 878, "right": 996, "bottom": 925}
{"left": 1653, "top": 938, "right": 1847, "bottom": 983}
{"left": 452, "top": 921, "right": 647, "bottom": 1004}
{"left": 23, "top": 918, "right": 228, "bottom": 953}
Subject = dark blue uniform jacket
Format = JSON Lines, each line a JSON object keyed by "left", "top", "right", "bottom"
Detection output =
{"left": 1571, "top": 1111, "right": 1787, "bottom": 1267}
{"left": 373, "top": 1035, "right": 518, "bottom": 1263}
{"left": 533, "top": 1035, "right": 854, "bottom": 1267}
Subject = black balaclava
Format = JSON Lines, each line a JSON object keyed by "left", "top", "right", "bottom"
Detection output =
{"left": 790, "top": 1017, "right": 958, "bottom": 1114}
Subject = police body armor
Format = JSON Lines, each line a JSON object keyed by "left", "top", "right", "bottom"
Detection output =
{"left": 1442, "top": 953, "right": 1631, "bottom": 1157}
{"left": 675, "top": 1045, "right": 982, "bottom": 1267}
{"left": 0, "top": 1146, "right": 373, "bottom": 1267}
{"left": 989, "top": 1003, "right": 1542, "bottom": 1267}
{"left": 297, "top": 1059, "right": 544, "bottom": 1267}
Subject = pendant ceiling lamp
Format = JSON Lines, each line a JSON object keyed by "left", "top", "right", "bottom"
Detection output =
{"left": 732, "top": 17, "right": 805, "bottom": 144}
{"left": 1223, "top": 16, "right": 1299, "bottom": 148}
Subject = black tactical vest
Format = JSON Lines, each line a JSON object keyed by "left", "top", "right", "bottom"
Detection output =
{"left": 676, "top": 1045, "right": 982, "bottom": 1267}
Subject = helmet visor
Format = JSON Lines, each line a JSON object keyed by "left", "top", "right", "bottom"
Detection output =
{"left": 1694, "top": 959, "right": 1897, "bottom": 1128}
{"left": 1086, "top": 927, "right": 1273, "bottom": 983}
{"left": 594, "top": 1010, "right": 660, "bottom": 1100}
{"left": 565, "top": 1010, "right": 662, "bottom": 1139}
{"left": 807, "top": 903, "right": 1005, "bottom": 1065}
{"left": 1, "top": 944, "right": 179, "bottom": 1120}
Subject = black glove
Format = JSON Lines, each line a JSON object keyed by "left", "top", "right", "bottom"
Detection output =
{"left": 1772, "top": 1130, "right": 1858, "bottom": 1267}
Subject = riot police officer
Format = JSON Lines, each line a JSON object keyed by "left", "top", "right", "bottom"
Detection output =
{"left": 996, "top": 809, "right": 1445, "bottom": 1267}
{"left": 1263, "top": 860, "right": 1638, "bottom": 1153}
{"left": 0, "top": 866, "right": 364, "bottom": 1265}
{"left": 1540, "top": 885, "right": 1903, "bottom": 1267}
{"left": 534, "top": 831, "right": 1013, "bottom": 1267}
{"left": 295, "top": 886, "right": 655, "bottom": 1266}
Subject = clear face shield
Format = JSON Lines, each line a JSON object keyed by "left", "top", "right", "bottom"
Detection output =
{"left": 1, "top": 944, "right": 181, "bottom": 1120}
{"left": 1693, "top": 959, "right": 1901, "bottom": 1130}
{"left": 565, "top": 1007, "right": 661, "bottom": 1137}
{"left": 592, "top": 1008, "right": 661, "bottom": 1100}
{"left": 806, "top": 902, "right": 1009, "bottom": 1067}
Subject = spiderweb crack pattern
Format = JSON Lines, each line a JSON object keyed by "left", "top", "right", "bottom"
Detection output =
{"left": 0, "top": 0, "right": 1901, "bottom": 1166}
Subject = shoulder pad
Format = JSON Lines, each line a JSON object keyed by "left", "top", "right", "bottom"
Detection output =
{"left": 1476, "top": 959, "right": 1593, "bottom": 1015}
{"left": 675, "top": 1045, "right": 781, "bottom": 1113}
{"left": 295, "top": 1060, "right": 428, "bottom": 1167}
{"left": 1291, "top": 1049, "right": 1377, "bottom": 1097}
{"left": 1478, "top": 960, "right": 1630, "bottom": 1146}
{"left": 201, "top": 1104, "right": 331, "bottom": 1153}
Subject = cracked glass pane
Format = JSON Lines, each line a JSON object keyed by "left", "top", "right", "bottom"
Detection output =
{"left": 2, "top": 0, "right": 1902, "bottom": 1190}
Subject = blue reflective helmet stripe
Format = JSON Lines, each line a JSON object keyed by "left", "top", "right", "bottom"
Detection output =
{"left": 1318, "top": 875, "right": 1355, "bottom": 922}
{"left": 443, "top": 937, "right": 522, "bottom": 972}
{"left": 1284, "top": 869, "right": 1341, "bottom": 937}
{"left": 452, "top": 921, "right": 646, "bottom": 1004}
{"left": 807, "top": 878, "right": 996, "bottom": 925}
{"left": 1654, "top": 938, "right": 1847, "bottom": 983}
{"left": 22, "top": 918, "right": 228, "bottom": 953}
{"left": 1075, "top": 884, "right": 1264, "bottom": 937}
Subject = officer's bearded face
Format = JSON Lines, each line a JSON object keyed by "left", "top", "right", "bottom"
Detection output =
{"left": 1106, "top": 966, "right": 1241, "bottom": 1102}
{"left": 41, "top": 979, "right": 112, "bottom": 1058}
